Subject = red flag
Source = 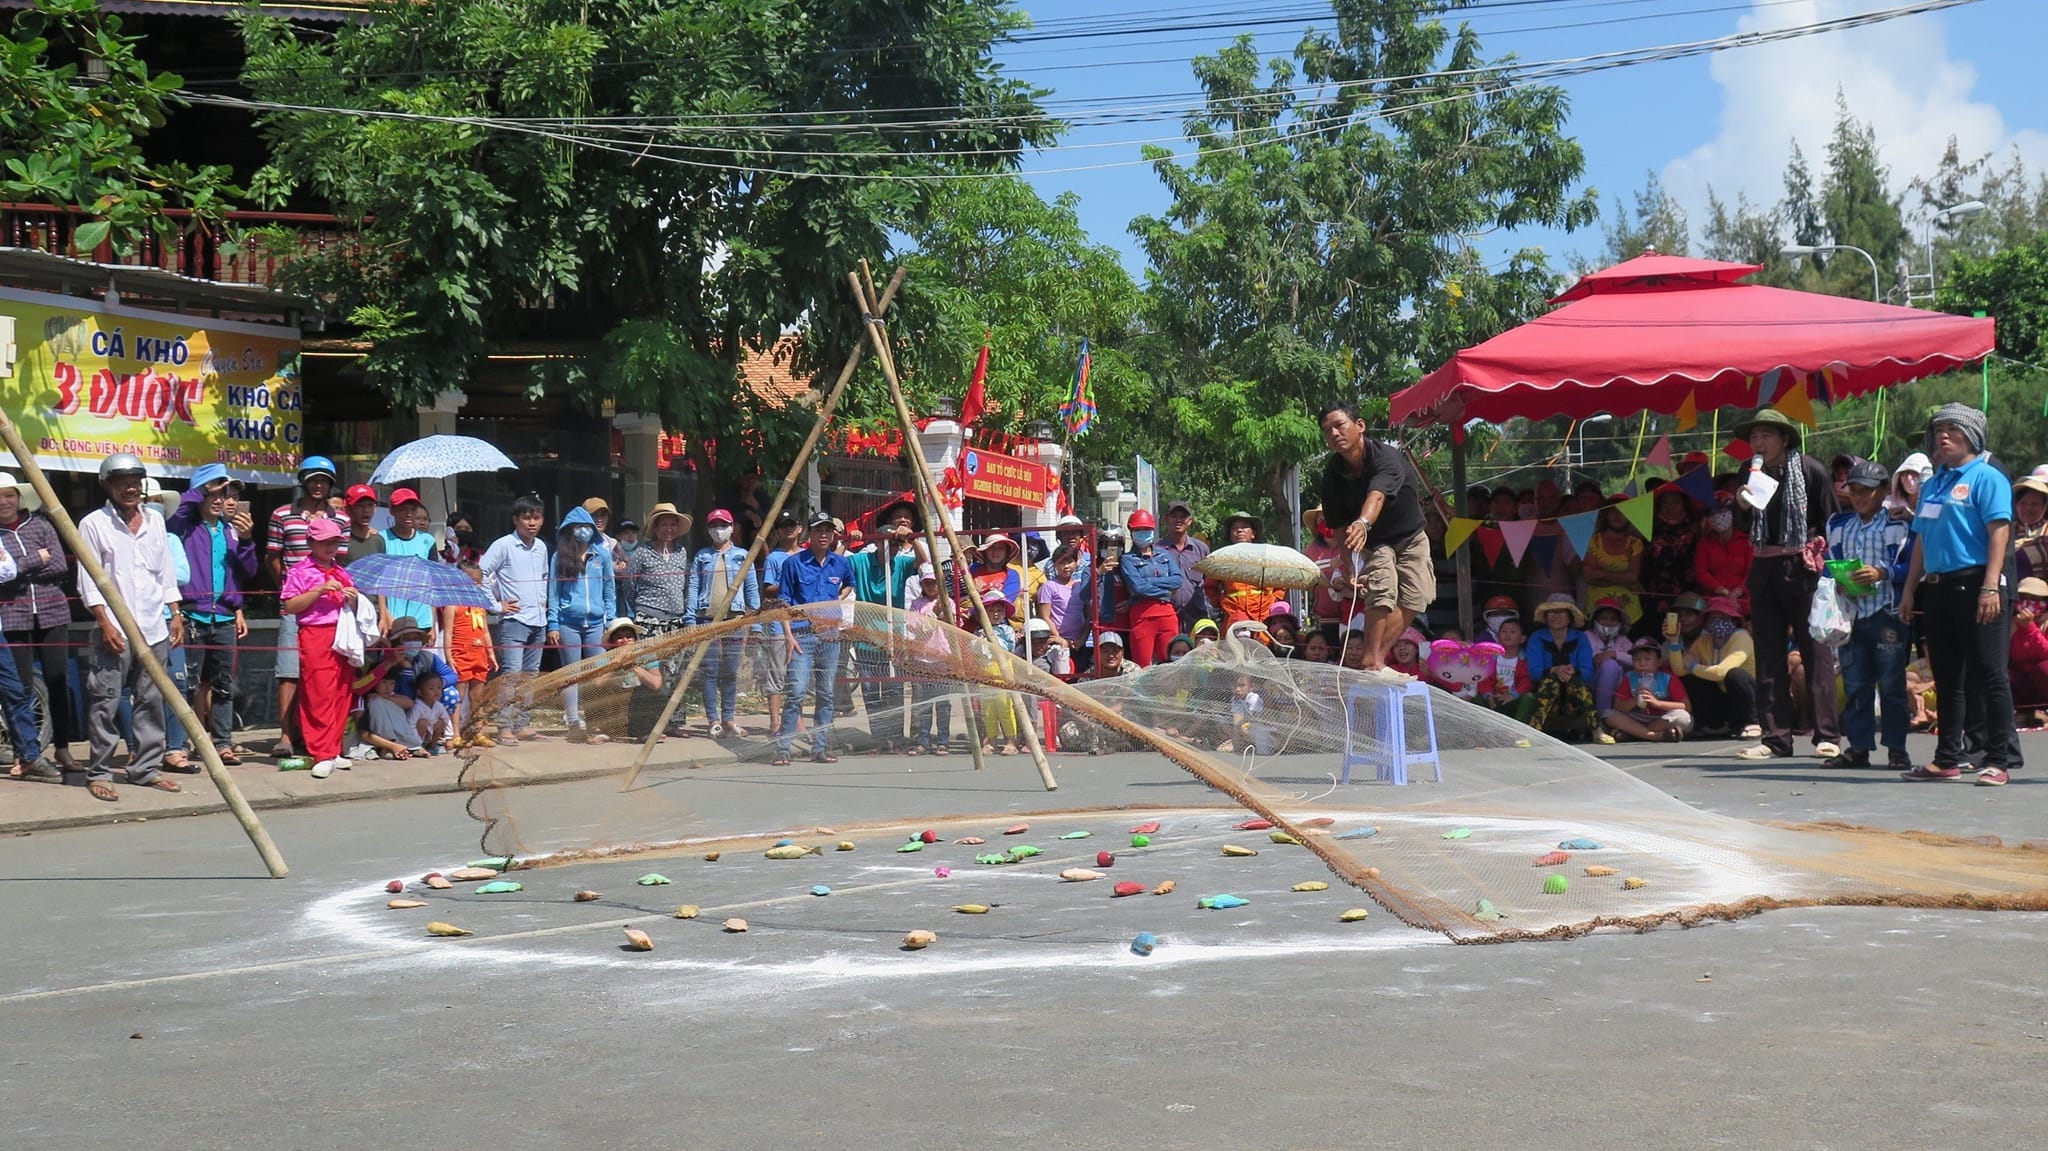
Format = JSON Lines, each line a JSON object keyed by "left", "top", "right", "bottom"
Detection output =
{"left": 960, "top": 341, "right": 990, "bottom": 427}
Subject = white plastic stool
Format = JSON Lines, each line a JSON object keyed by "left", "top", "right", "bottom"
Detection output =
{"left": 1340, "top": 679, "right": 1443, "bottom": 785}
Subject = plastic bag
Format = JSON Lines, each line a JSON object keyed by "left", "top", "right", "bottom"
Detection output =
{"left": 1808, "top": 581, "right": 1850, "bottom": 648}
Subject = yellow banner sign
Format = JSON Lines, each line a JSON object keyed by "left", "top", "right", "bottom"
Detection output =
{"left": 0, "top": 285, "right": 302, "bottom": 483}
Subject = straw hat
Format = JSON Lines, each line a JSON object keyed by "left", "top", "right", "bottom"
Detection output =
{"left": 1533, "top": 595, "right": 1585, "bottom": 627}
{"left": 603, "top": 617, "right": 640, "bottom": 642}
{"left": 0, "top": 472, "right": 42, "bottom": 512}
{"left": 645, "top": 502, "right": 692, "bottom": 533}
{"left": 2016, "top": 466, "right": 2048, "bottom": 500}
{"left": 2018, "top": 577, "right": 2048, "bottom": 599}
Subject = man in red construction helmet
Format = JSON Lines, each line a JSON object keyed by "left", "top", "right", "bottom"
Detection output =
{"left": 1317, "top": 399, "right": 1433, "bottom": 671}
{"left": 1116, "top": 508, "right": 1183, "bottom": 667}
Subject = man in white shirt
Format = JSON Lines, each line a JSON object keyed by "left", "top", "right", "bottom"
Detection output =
{"left": 75, "top": 454, "right": 184, "bottom": 800}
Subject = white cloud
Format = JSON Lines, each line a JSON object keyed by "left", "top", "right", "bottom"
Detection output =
{"left": 1661, "top": 0, "right": 2048, "bottom": 233}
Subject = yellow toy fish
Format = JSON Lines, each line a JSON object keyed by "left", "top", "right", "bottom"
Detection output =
{"left": 1623, "top": 876, "right": 1648, "bottom": 890}
{"left": 953, "top": 904, "right": 992, "bottom": 914}
{"left": 901, "top": 929, "right": 938, "bottom": 950}
{"left": 673, "top": 905, "right": 701, "bottom": 919}
{"left": 1584, "top": 865, "right": 1619, "bottom": 877}
{"left": 1221, "top": 844, "right": 1258, "bottom": 857}
{"left": 1339, "top": 908, "right": 1370, "bottom": 922}
{"left": 387, "top": 898, "right": 428, "bottom": 909}
{"left": 1270, "top": 831, "right": 1301, "bottom": 845}
{"left": 764, "top": 844, "right": 825, "bottom": 859}
{"left": 1291, "top": 881, "right": 1329, "bottom": 892}
{"left": 426, "top": 921, "right": 472, "bottom": 937}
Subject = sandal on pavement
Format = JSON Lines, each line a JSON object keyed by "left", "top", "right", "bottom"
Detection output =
{"left": 136, "top": 777, "right": 182, "bottom": 793}
{"left": 814, "top": 752, "right": 839, "bottom": 764}
{"left": 587, "top": 732, "right": 610, "bottom": 744}
{"left": 269, "top": 741, "right": 295, "bottom": 759}
{"left": 217, "top": 749, "right": 242, "bottom": 766}
{"left": 88, "top": 780, "right": 119, "bottom": 802}
{"left": 1901, "top": 763, "right": 1963, "bottom": 781}
{"left": 772, "top": 755, "right": 792, "bottom": 766}
{"left": 933, "top": 745, "right": 951, "bottom": 756}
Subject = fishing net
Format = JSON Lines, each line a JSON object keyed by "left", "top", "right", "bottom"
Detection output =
{"left": 452, "top": 602, "right": 2048, "bottom": 944}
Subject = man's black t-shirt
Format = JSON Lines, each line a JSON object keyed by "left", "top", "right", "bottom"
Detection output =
{"left": 1319, "top": 439, "right": 1425, "bottom": 548}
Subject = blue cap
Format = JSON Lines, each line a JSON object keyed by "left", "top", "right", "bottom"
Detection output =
{"left": 297, "top": 455, "right": 337, "bottom": 482}
{"left": 188, "top": 462, "right": 231, "bottom": 490}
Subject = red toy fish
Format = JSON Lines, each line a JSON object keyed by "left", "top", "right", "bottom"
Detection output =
{"left": 1129, "top": 821, "right": 1161, "bottom": 835}
{"left": 1112, "top": 882, "right": 1145, "bottom": 897}
{"left": 1532, "top": 850, "right": 1571, "bottom": 867}
{"left": 1234, "top": 819, "right": 1274, "bottom": 831}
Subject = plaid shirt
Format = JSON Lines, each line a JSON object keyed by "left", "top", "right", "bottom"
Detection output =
{"left": 1826, "top": 508, "right": 1908, "bottom": 621}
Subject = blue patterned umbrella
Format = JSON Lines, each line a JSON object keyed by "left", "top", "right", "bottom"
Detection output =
{"left": 368, "top": 435, "right": 518, "bottom": 483}
{"left": 344, "top": 554, "right": 494, "bottom": 609}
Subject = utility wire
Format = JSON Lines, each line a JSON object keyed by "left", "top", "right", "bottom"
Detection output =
{"left": 179, "top": 0, "right": 1980, "bottom": 182}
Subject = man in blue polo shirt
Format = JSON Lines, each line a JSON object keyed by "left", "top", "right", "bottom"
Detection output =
{"left": 776, "top": 514, "right": 855, "bottom": 765}
{"left": 1898, "top": 403, "right": 2020, "bottom": 785}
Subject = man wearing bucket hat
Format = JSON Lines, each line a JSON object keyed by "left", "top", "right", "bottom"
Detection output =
{"left": 1898, "top": 403, "right": 2021, "bottom": 785}
{"left": 1821, "top": 459, "right": 1912, "bottom": 770}
{"left": 1206, "top": 510, "right": 1283, "bottom": 627}
{"left": 1732, "top": 406, "right": 1840, "bottom": 762}
{"left": 1316, "top": 399, "right": 1432, "bottom": 669}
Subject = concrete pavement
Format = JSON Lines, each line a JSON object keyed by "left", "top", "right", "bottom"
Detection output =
{"left": 5, "top": 723, "right": 2046, "bottom": 1150}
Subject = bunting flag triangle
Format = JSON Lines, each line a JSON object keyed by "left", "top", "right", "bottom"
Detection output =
{"left": 1757, "top": 367, "right": 1783, "bottom": 407}
{"left": 1558, "top": 510, "right": 1600, "bottom": 560}
{"left": 1444, "top": 517, "right": 1481, "bottom": 557}
{"left": 1621, "top": 480, "right": 1639, "bottom": 499}
{"left": 1619, "top": 492, "right": 1657, "bottom": 540}
{"left": 1476, "top": 526, "right": 1506, "bottom": 566}
{"left": 1776, "top": 378, "right": 1816, "bottom": 428}
{"left": 1815, "top": 365, "right": 1836, "bottom": 404}
{"left": 1675, "top": 389, "right": 1699, "bottom": 433}
{"left": 1675, "top": 464, "right": 1716, "bottom": 507}
{"left": 1645, "top": 433, "right": 1672, "bottom": 470}
{"left": 1724, "top": 438, "right": 1755, "bottom": 462}
{"left": 1499, "top": 519, "right": 1538, "bottom": 566}
{"left": 1529, "top": 532, "right": 1558, "bottom": 572}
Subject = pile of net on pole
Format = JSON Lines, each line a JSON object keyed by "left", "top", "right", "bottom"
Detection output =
{"left": 455, "top": 602, "right": 2048, "bottom": 943}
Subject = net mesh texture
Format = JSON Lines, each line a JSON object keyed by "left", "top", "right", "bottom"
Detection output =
{"left": 451, "top": 602, "right": 2048, "bottom": 944}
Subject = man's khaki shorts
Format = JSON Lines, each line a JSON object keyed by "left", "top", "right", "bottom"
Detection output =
{"left": 1361, "top": 529, "right": 1436, "bottom": 615}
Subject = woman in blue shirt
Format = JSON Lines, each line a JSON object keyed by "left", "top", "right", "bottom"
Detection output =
{"left": 549, "top": 506, "right": 616, "bottom": 741}
{"left": 1524, "top": 596, "right": 1601, "bottom": 742}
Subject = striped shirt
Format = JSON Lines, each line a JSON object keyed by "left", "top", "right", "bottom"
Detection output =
{"left": 1826, "top": 508, "right": 1908, "bottom": 620}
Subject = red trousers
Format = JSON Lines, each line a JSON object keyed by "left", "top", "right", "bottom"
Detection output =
{"left": 1126, "top": 600, "right": 1179, "bottom": 668}
{"left": 297, "top": 623, "right": 351, "bottom": 762}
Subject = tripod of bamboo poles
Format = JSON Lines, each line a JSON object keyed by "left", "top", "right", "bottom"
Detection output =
{"left": 0, "top": 409, "right": 288, "bottom": 878}
{"left": 620, "top": 266, "right": 1005, "bottom": 790}
{"left": 849, "top": 265, "right": 1057, "bottom": 791}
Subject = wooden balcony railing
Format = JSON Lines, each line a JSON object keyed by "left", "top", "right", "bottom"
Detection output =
{"left": 0, "top": 202, "right": 362, "bottom": 289}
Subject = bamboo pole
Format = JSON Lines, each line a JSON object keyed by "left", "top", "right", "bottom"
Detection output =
{"left": 0, "top": 411, "right": 288, "bottom": 878}
{"left": 618, "top": 268, "right": 906, "bottom": 792}
{"left": 850, "top": 270, "right": 1057, "bottom": 791}
{"left": 910, "top": 474, "right": 989, "bottom": 773}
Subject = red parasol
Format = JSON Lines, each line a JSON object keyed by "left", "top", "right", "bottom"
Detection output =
{"left": 1390, "top": 254, "right": 1995, "bottom": 428}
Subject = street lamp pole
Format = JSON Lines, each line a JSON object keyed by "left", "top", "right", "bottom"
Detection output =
{"left": 1906, "top": 200, "right": 1987, "bottom": 303}
{"left": 1781, "top": 242, "right": 1882, "bottom": 302}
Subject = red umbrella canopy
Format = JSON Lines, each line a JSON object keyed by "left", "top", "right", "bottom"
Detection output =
{"left": 1390, "top": 253, "right": 1995, "bottom": 428}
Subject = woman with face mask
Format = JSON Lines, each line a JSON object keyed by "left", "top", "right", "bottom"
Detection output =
{"left": 549, "top": 506, "right": 617, "bottom": 741}
{"left": 1693, "top": 492, "right": 1755, "bottom": 617}
{"left": 687, "top": 509, "right": 760, "bottom": 739}
{"left": 1118, "top": 510, "right": 1183, "bottom": 667}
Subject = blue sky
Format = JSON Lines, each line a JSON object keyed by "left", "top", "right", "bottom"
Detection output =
{"left": 995, "top": 0, "right": 2048, "bottom": 275}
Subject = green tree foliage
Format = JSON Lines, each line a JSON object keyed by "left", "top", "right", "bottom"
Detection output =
{"left": 237, "top": 0, "right": 1051, "bottom": 501}
{"left": 1583, "top": 170, "right": 1689, "bottom": 269}
{"left": 1939, "top": 232, "right": 2048, "bottom": 364}
{"left": 0, "top": 0, "right": 239, "bottom": 255}
{"left": 881, "top": 177, "right": 1149, "bottom": 465}
{"left": 1132, "top": 0, "right": 1596, "bottom": 532}
{"left": 1804, "top": 94, "right": 1908, "bottom": 300}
